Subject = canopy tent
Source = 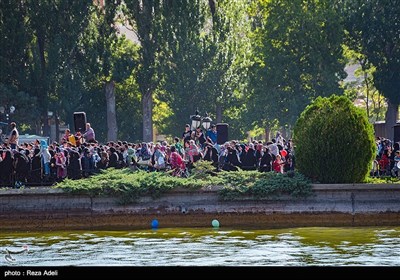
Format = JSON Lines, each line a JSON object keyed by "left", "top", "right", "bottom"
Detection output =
{"left": 18, "top": 134, "right": 49, "bottom": 145}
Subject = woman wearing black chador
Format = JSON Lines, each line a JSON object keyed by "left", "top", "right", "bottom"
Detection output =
{"left": 69, "top": 149, "right": 82, "bottom": 180}
{"left": 30, "top": 148, "right": 42, "bottom": 184}
{"left": 14, "top": 150, "right": 30, "bottom": 186}
{"left": 0, "top": 150, "right": 14, "bottom": 187}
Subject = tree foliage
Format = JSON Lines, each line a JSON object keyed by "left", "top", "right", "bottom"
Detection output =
{"left": 26, "top": 0, "right": 93, "bottom": 135}
{"left": 79, "top": 3, "right": 139, "bottom": 141}
{"left": 342, "top": 0, "right": 400, "bottom": 104}
{"left": 247, "top": 0, "right": 346, "bottom": 131}
{"left": 155, "top": 0, "right": 207, "bottom": 137}
{"left": 343, "top": 47, "right": 387, "bottom": 123}
{"left": 125, "top": 0, "right": 165, "bottom": 142}
{"left": 0, "top": 0, "right": 92, "bottom": 134}
{"left": 342, "top": 0, "right": 400, "bottom": 141}
{"left": 0, "top": 1, "right": 143, "bottom": 142}
{"left": 1, "top": 0, "right": 398, "bottom": 144}
{"left": 156, "top": 0, "right": 252, "bottom": 139}
{"left": 0, "top": 84, "right": 39, "bottom": 133}
{"left": 294, "top": 95, "right": 376, "bottom": 183}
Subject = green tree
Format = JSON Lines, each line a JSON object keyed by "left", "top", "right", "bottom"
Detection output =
{"left": 156, "top": 0, "right": 251, "bottom": 139}
{"left": 248, "top": 0, "right": 346, "bottom": 135}
{"left": 343, "top": 47, "right": 387, "bottom": 123}
{"left": 115, "top": 75, "right": 143, "bottom": 142}
{"left": 202, "top": 0, "right": 252, "bottom": 125}
{"left": 125, "top": 0, "right": 164, "bottom": 142}
{"left": 26, "top": 0, "right": 92, "bottom": 136}
{"left": 0, "top": 0, "right": 92, "bottom": 136}
{"left": 0, "top": 0, "right": 31, "bottom": 89}
{"left": 0, "top": 84, "right": 39, "bottom": 135}
{"left": 342, "top": 0, "right": 400, "bottom": 141}
{"left": 79, "top": 3, "right": 138, "bottom": 142}
{"left": 156, "top": 0, "right": 208, "bottom": 137}
{"left": 0, "top": 0, "right": 40, "bottom": 132}
{"left": 294, "top": 95, "right": 376, "bottom": 183}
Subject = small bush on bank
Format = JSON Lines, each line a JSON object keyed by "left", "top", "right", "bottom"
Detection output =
{"left": 218, "top": 171, "right": 313, "bottom": 200}
{"left": 189, "top": 160, "right": 219, "bottom": 179}
{"left": 294, "top": 95, "right": 376, "bottom": 183}
{"left": 55, "top": 167, "right": 313, "bottom": 204}
{"left": 56, "top": 168, "right": 217, "bottom": 204}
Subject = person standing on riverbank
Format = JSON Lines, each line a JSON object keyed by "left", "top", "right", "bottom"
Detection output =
{"left": 7, "top": 122, "right": 19, "bottom": 150}
{"left": 83, "top": 123, "right": 96, "bottom": 143}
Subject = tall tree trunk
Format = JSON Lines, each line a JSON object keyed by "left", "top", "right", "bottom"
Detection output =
{"left": 265, "top": 126, "right": 270, "bottom": 142}
{"left": 216, "top": 104, "right": 223, "bottom": 123}
{"left": 105, "top": 81, "right": 118, "bottom": 142}
{"left": 35, "top": 120, "right": 41, "bottom": 136}
{"left": 42, "top": 113, "right": 50, "bottom": 137}
{"left": 385, "top": 99, "right": 398, "bottom": 141}
{"left": 37, "top": 30, "right": 49, "bottom": 137}
{"left": 55, "top": 113, "right": 60, "bottom": 143}
{"left": 142, "top": 90, "right": 153, "bottom": 142}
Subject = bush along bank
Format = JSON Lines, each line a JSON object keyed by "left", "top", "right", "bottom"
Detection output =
{"left": 294, "top": 95, "right": 376, "bottom": 183}
{"left": 55, "top": 162, "right": 313, "bottom": 204}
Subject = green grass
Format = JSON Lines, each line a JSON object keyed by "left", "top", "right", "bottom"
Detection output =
{"left": 54, "top": 162, "right": 313, "bottom": 204}
{"left": 364, "top": 176, "right": 400, "bottom": 184}
{"left": 217, "top": 170, "right": 313, "bottom": 200}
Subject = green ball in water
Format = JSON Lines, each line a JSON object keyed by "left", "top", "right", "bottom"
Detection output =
{"left": 211, "top": 219, "right": 220, "bottom": 228}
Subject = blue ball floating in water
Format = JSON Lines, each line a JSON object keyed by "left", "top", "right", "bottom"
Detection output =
{"left": 151, "top": 219, "right": 159, "bottom": 229}
{"left": 211, "top": 219, "right": 220, "bottom": 228}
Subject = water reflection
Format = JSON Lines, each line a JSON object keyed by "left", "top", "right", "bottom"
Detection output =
{"left": 1, "top": 227, "right": 400, "bottom": 266}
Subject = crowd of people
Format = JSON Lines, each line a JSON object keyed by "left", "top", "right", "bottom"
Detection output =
{"left": 4, "top": 120, "right": 399, "bottom": 188}
{"left": 371, "top": 137, "right": 400, "bottom": 177}
{"left": 0, "top": 122, "right": 297, "bottom": 188}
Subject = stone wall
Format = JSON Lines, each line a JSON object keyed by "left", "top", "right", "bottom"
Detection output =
{"left": 1, "top": 185, "right": 400, "bottom": 230}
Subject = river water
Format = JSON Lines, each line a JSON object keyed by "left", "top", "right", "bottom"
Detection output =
{"left": 1, "top": 227, "right": 400, "bottom": 266}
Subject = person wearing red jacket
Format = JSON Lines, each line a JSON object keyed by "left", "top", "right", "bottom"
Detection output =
{"left": 273, "top": 154, "right": 284, "bottom": 173}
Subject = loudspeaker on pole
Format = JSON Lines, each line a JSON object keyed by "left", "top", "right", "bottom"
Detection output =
{"left": 394, "top": 124, "right": 400, "bottom": 143}
{"left": 73, "top": 112, "right": 86, "bottom": 133}
{"left": 216, "top": 123, "right": 229, "bottom": 145}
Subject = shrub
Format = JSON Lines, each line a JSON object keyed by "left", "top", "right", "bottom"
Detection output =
{"left": 294, "top": 95, "right": 376, "bottom": 183}
{"left": 55, "top": 168, "right": 312, "bottom": 204}
{"left": 218, "top": 171, "right": 312, "bottom": 200}
{"left": 189, "top": 161, "right": 218, "bottom": 180}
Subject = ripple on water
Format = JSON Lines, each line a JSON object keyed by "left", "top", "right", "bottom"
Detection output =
{"left": 2, "top": 227, "right": 400, "bottom": 266}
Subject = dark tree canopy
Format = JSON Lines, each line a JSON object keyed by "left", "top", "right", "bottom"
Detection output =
{"left": 248, "top": 0, "right": 346, "bottom": 130}
{"left": 343, "top": 0, "right": 400, "bottom": 104}
{"left": 0, "top": 0, "right": 397, "bottom": 144}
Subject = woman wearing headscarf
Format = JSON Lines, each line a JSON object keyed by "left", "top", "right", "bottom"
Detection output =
{"left": 55, "top": 148, "right": 67, "bottom": 180}
{"left": 13, "top": 149, "right": 30, "bottom": 186}
{"left": 0, "top": 149, "right": 13, "bottom": 186}
{"left": 30, "top": 148, "right": 42, "bottom": 184}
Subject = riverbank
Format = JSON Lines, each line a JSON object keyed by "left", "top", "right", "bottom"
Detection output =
{"left": 1, "top": 184, "right": 400, "bottom": 230}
